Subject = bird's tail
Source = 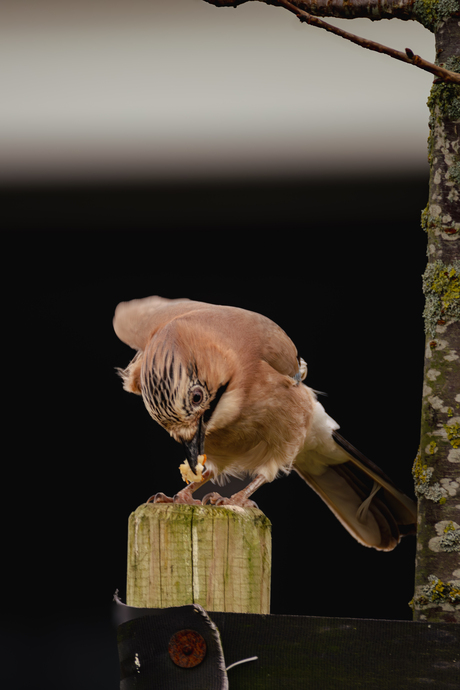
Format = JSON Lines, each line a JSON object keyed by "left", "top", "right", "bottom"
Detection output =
{"left": 293, "top": 431, "right": 417, "bottom": 551}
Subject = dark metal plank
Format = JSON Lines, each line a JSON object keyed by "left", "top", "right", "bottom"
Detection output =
{"left": 115, "top": 601, "right": 460, "bottom": 689}
{"left": 212, "top": 612, "right": 460, "bottom": 690}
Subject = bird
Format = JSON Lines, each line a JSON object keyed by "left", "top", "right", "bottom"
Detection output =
{"left": 113, "top": 295, "right": 416, "bottom": 551}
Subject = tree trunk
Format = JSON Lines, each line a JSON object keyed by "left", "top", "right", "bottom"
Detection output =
{"left": 202, "top": 0, "right": 460, "bottom": 623}
{"left": 411, "top": 14, "right": 460, "bottom": 623}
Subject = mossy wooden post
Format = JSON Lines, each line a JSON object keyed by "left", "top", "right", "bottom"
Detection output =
{"left": 126, "top": 503, "right": 271, "bottom": 613}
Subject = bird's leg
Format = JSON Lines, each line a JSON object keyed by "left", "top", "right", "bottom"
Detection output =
{"left": 147, "top": 469, "right": 212, "bottom": 505}
{"left": 202, "top": 474, "right": 267, "bottom": 508}
{"left": 173, "top": 469, "right": 212, "bottom": 504}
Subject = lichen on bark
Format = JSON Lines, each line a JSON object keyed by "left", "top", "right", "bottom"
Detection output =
{"left": 414, "top": 0, "right": 460, "bottom": 31}
{"left": 414, "top": 13, "right": 460, "bottom": 622}
{"left": 422, "top": 260, "right": 460, "bottom": 336}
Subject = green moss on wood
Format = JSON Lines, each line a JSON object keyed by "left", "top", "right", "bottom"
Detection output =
{"left": 427, "top": 81, "right": 460, "bottom": 122}
{"left": 412, "top": 448, "right": 450, "bottom": 503}
{"left": 440, "top": 522, "right": 460, "bottom": 551}
{"left": 414, "top": 575, "right": 460, "bottom": 606}
{"left": 448, "top": 161, "right": 460, "bottom": 186}
{"left": 421, "top": 203, "right": 436, "bottom": 232}
{"left": 414, "top": 0, "right": 460, "bottom": 31}
{"left": 422, "top": 260, "right": 460, "bottom": 337}
{"left": 443, "top": 420, "right": 460, "bottom": 447}
{"left": 127, "top": 503, "right": 271, "bottom": 613}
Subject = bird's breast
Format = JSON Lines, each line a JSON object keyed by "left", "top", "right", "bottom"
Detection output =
{"left": 203, "top": 377, "right": 314, "bottom": 483}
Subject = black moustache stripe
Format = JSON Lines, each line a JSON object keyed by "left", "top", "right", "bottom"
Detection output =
{"left": 204, "top": 382, "right": 229, "bottom": 424}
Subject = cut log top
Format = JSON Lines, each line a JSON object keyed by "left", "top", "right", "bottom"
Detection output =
{"left": 126, "top": 503, "right": 272, "bottom": 614}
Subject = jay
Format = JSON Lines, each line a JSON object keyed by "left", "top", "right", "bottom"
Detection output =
{"left": 114, "top": 296, "right": 416, "bottom": 551}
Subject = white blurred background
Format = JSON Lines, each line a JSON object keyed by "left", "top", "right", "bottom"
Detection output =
{"left": 1, "top": 0, "right": 434, "bottom": 182}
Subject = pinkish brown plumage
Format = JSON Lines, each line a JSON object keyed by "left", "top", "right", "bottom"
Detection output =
{"left": 114, "top": 296, "right": 416, "bottom": 550}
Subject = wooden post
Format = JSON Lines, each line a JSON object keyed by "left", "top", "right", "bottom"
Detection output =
{"left": 126, "top": 503, "right": 271, "bottom": 613}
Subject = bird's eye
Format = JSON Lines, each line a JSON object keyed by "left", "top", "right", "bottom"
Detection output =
{"left": 190, "top": 387, "right": 204, "bottom": 406}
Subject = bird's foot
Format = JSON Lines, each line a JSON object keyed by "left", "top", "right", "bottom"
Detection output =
{"left": 173, "top": 490, "right": 202, "bottom": 505}
{"left": 147, "top": 490, "right": 201, "bottom": 505}
{"left": 147, "top": 492, "right": 174, "bottom": 504}
{"left": 202, "top": 491, "right": 259, "bottom": 508}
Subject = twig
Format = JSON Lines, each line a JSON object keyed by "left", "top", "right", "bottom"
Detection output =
{"left": 275, "top": 0, "right": 460, "bottom": 84}
{"left": 204, "top": 0, "right": 460, "bottom": 85}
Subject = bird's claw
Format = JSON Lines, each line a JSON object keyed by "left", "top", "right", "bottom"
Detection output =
{"left": 146, "top": 491, "right": 200, "bottom": 505}
{"left": 147, "top": 492, "right": 174, "bottom": 504}
{"left": 234, "top": 497, "right": 259, "bottom": 508}
{"left": 202, "top": 491, "right": 224, "bottom": 505}
{"left": 202, "top": 491, "right": 258, "bottom": 508}
{"left": 173, "top": 491, "right": 202, "bottom": 505}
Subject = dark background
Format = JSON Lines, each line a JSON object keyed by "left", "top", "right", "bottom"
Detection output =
{"left": 5, "top": 171, "right": 427, "bottom": 688}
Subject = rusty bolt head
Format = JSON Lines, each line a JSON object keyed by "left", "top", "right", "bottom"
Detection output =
{"left": 168, "top": 629, "right": 207, "bottom": 668}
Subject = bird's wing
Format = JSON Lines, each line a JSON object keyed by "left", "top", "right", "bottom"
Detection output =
{"left": 293, "top": 403, "right": 416, "bottom": 551}
{"left": 256, "top": 317, "right": 303, "bottom": 379}
{"left": 114, "top": 296, "right": 302, "bottom": 378}
{"left": 113, "top": 296, "right": 206, "bottom": 351}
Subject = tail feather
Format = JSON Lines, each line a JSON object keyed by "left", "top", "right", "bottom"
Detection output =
{"left": 293, "top": 432, "right": 417, "bottom": 551}
{"left": 333, "top": 432, "right": 417, "bottom": 527}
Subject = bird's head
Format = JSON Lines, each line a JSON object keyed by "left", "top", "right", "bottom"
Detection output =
{"left": 138, "top": 326, "right": 232, "bottom": 471}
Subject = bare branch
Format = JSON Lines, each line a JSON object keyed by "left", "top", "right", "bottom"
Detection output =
{"left": 280, "top": 0, "right": 460, "bottom": 84}
{"left": 203, "top": 0, "right": 460, "bottom": 85}
{"left": 206, "top": 0, "right": 415, "bottom": 20}
{"left": 295, "top": 0, "right": 415, "bottom": 20}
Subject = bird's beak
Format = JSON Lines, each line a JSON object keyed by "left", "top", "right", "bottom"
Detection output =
{"left": 182, "top": 416, "right": 206, "bottom": 471}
